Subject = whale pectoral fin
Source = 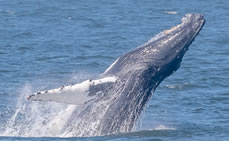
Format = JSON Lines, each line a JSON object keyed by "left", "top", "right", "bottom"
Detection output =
{"left": 27, "top": 76, "right": 117, "bottom": 105}
{"left": 27, "top": 85, "right": 93, "bottom": 105}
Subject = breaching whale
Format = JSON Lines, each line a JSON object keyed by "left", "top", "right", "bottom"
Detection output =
{"left": 27, "top": 13, "right": 205, "bottom": 136}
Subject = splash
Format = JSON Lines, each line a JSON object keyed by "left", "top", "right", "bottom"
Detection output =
{"left": 0, "top": 84, "right": 76, "bottom": 137}
{"left": 0, "top": 74, "right": 120, "bottom": 137}
{"left": 0, "top": 73, "right": 94, "bottom": 137}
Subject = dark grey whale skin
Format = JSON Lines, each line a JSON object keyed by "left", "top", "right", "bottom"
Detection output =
{"left": 98, "top": 13, "right": 205, "bottom": 135}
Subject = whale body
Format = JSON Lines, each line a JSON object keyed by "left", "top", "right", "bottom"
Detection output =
{"left": 27, "top": 13, "right": 205, "bottom": 136}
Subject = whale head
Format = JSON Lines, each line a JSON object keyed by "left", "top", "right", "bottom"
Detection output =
{"left": 145, "top": 13, "right": 205, "bottom": 67}
{"left": 105, "top": 14, "right": 205, "bottom": 81}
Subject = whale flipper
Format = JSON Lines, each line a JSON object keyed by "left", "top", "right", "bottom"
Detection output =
{"left": 27, "top": 76, "right": 117, "bottom": 105}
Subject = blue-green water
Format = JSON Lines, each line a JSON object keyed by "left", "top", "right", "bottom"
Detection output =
{"left": 0, "top": 0, "right": 229, "bottom": 140}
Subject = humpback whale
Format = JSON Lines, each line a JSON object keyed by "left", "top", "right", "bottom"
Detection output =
{"left": 27, "top": 13, "right": 205, "bottom": 136}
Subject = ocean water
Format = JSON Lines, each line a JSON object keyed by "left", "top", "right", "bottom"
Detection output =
{"left": 0, "top": 0, "right": 229, "bottom": 140}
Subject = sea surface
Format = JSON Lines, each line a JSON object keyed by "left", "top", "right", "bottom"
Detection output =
{"left": 0, "top": 0, "right": 229, "bottom": 140}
